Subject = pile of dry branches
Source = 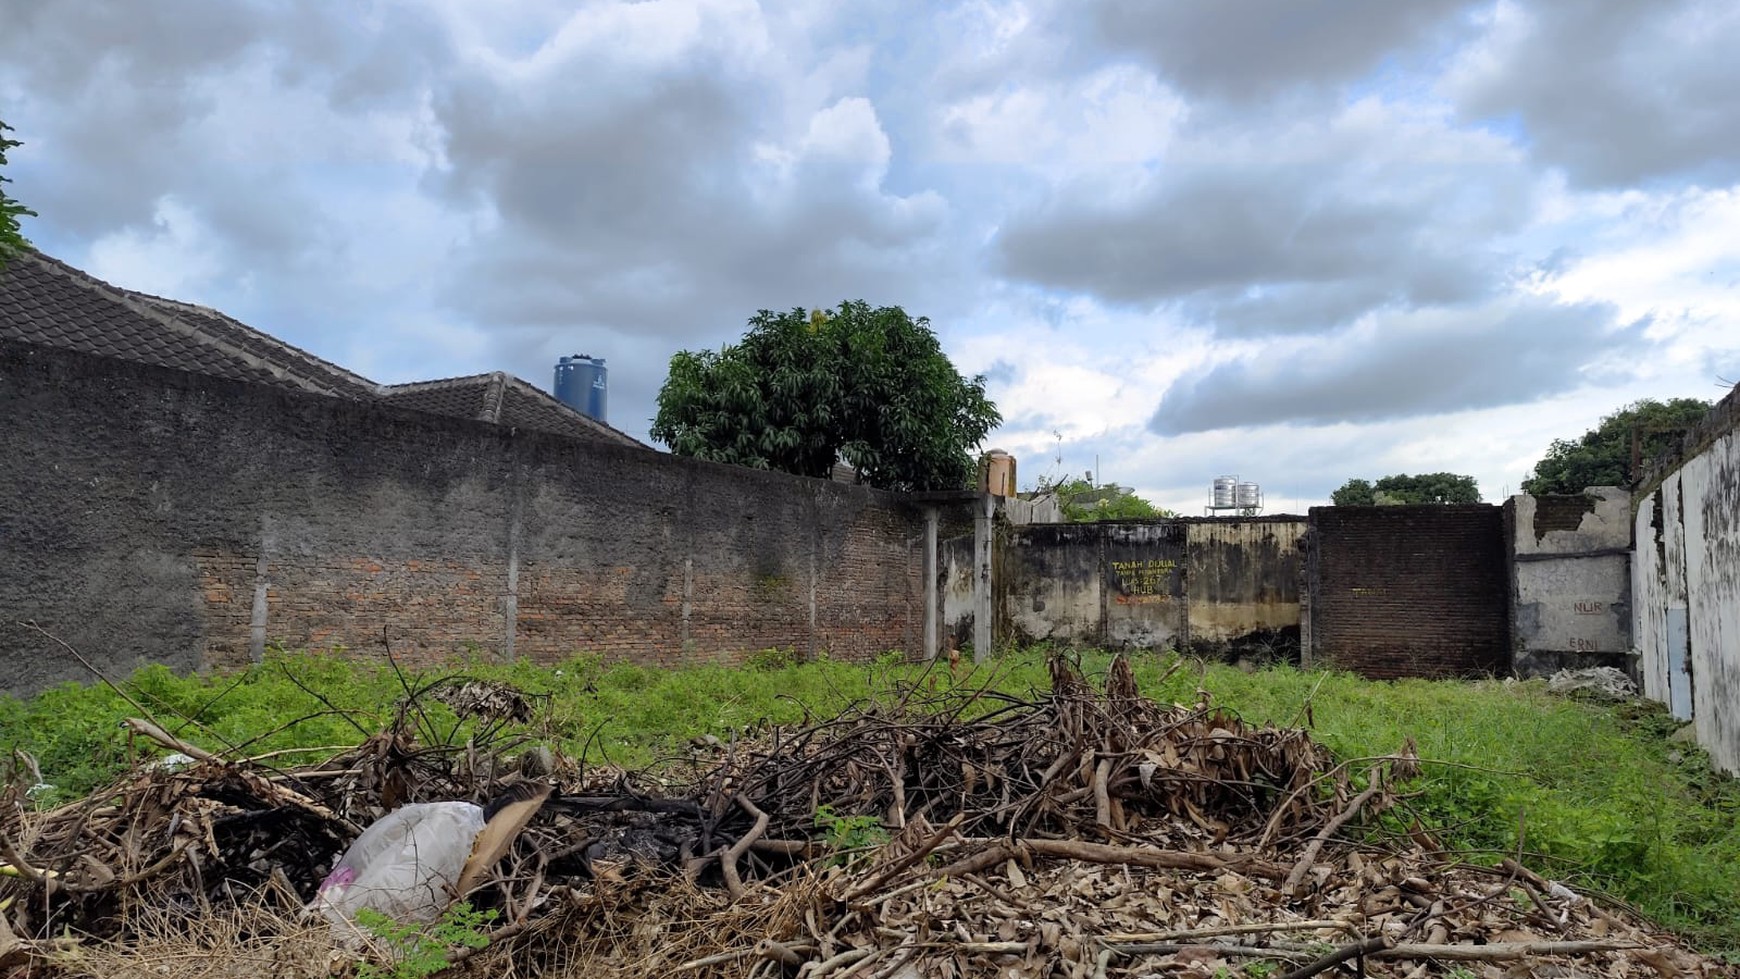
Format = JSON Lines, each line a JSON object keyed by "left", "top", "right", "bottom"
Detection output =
{"left": 0, "top": 655, "right": 1723, "bottom": 978}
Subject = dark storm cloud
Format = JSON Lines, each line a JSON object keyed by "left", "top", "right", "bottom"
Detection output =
{"left": 1147, "top": 299, "right": 1633, "bottom": 434}
{"left": 1090, "top": 0, "right": 1477, "bottom": 101}
{"left": 998, "top": 140, "right": 1531, "bottom": 334}
{"left": 1452, "top": 0, "right": 1740, "bottom": 188}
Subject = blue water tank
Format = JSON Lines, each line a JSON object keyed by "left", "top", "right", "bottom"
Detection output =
{"left": 554, "top": 354, "right": 608, "bottom": 423}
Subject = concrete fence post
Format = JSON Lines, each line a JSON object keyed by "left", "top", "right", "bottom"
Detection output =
{"left": 923, "top": 507, "right": 939, "bottom": 660}
{"left": 973, "top": 493, "right": 994, "bottom": 662}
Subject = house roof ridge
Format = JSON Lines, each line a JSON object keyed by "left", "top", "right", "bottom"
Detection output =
{"left": 498, "top": 373, "right": 646, "bottom": 447}
{"left": 379, "top": 372, "right": 497, "bottom": 393}
{"left": 10, "top": 248, "right": 651, "bottom": 450}
{"left": 480, "top": 371, "right": 509, "bottom": 423}
{"left": 127, "top": 290, "right": 382, "bottom": 396}
{"left": 18, "top": 250, "right": 364, "bottom": 398}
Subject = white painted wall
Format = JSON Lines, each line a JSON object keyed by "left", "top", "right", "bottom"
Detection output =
{"left": 1634, "top": 427, "right": 1740, "bottom": 773}
{"left": 1510, "top": 488, "right": 1632, "bottom": 663}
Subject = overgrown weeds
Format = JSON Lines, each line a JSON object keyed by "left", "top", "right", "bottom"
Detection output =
{"left": 2, "top": 645, "right": 1737, "bottom": 954}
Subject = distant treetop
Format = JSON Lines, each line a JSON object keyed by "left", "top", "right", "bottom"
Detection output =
{"left": 1522, "top": 398, "right": 1712, "bottom": 495}
{"left": 1040, "top": 477, "right": 1176, "bottom": 521}
{"left": 1330, "top": 472, "right": 1480, "bottom": 505}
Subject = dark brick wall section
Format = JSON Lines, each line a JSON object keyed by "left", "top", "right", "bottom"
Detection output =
{"left": 0, "top": 339, "right": 926, "bottom": 695}
{"left": 1306, "top": 505, "right": 1509, "bottom": 679}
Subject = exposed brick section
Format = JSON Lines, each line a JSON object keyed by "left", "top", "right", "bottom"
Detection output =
{"left": 196, "top": 550, "right": 258, "bottom": 671}
{"left": 0, "top": 339, "right": 927, "bottom": 695}
{"left": 1305, "top": 505, "right": 1509, "bottom": 679}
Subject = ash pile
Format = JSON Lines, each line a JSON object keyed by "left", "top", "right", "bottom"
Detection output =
{"left": 0, "top": 656, "right": 1722, "bottom": 978}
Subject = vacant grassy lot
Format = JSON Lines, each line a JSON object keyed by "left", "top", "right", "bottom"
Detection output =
{"left": 3, "top": 647, "right": 1736, "bottom": 953}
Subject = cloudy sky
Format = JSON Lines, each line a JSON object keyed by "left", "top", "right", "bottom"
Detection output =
{"left": 3, "top": 0, "right": 1736, "bottom": 513}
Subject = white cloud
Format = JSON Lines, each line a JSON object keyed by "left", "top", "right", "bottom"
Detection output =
{"left": 85, "top": 198, "right": 225, "bottom": 298}
{"left": 1536, "top": 188, "right": 1740, "bottom": 354}
{"left": 933, "top": 65, "right": 1185, "bottom": 174}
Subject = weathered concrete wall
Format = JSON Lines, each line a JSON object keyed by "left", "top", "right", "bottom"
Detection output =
{"left": 1634, "top": 480, "right": 1694, "bottom": 720}
{"left": 1001, "top": 495, "right": 1062, "bottom": 525}
{"left": 1634, "top": 384, "right": 1740, "bottom": 773}
{"left": 0, "top": 339, "right": 931, "bottom": 697}
{"left": 998, "top": 522, "right": 1114, "bottom": 647}
{"left": 1103, "top": 522, "right": 1190, "bottom": 649}
{"left": 1304, "top": 505, "right": 1509, "bottom": 679}
{"left": 1184, "top": 520, "right": 1304, "bottom": 652}
{"left": 983, "top": 517, "right": 1304, "bottom": 656}
{"left": 1504, "top": 488, "right": 1631, "bottom": 675}
{"left": 940, "top": 535, "right": 976, "bottom": 654}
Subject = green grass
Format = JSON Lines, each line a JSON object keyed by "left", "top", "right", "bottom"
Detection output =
{"left": 2, "top": 646, "right": 1736, "bottom": 953}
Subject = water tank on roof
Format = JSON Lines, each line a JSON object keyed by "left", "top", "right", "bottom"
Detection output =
{"left": 1236, "top": 481, "right": 1262, "bottom": 508}
{"left": 554, "top": 354, "right": 608, "bottom": 423}
{"left": 1212, "top": 476, "right": 1237, "bottom": 509}
{"left": 981, "top": 450, "right": 1017, "bottom": 497}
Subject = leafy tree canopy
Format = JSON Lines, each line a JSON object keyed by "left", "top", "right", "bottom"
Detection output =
{"left": 1042, "top": 477, "right": 1176, "bottom": 521}
{"left": 1331, "top": 472, "right": 1481, "bottom": 505}
{"left": 0, "top": 119, "right": 36, "bottom": 263}
{"left": 1330, "top": 478, "right": 1376, "bottom": 506}
{"left": 652, "top": 301, "right": 1001, "bottom": 492}
{"left": 1521, "top": 397, "right": 1712, "bottom": 495}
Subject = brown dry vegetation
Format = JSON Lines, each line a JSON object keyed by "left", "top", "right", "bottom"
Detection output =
{"left": 1, "top": 655, "right": 1729, "bottom": 978}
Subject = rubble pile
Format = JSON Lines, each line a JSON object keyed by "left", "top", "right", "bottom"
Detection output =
{"left": 0, "top": 658, "right": 1725, "bottom": 978}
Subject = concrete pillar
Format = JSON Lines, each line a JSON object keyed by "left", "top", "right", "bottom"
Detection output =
{"left": 973, "top": 493, "right": 994, "bottom": 662}
{"left": 923, "top": 507, "right": 939, "bottom": 660}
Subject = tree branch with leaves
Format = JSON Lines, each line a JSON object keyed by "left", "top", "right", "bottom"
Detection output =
{"left": 1521, "top": 398, "right": 1711, "bottom": 494}
{"left": 0, "top": 118, "right": 36, "bottom": 264}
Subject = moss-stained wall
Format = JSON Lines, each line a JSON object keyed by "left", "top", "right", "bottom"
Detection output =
{"left": 1633, "top": 381, "right": 1740, "bottom": 774}
{"left": 974, "top": 516, "right": 1304, "bottom": 657}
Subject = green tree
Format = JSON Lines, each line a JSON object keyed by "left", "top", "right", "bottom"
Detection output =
{"left": 652, "top": 301, "right": 1001, "bottom": 492}
{"left": 1331, "top": 473, "right": 1480, "bottom": 505}
{"left": 1521, "top": 397, "right": 1712, "bottom": 494}
{"left": 0, "top": 118, "right": 36, "bottom": 263}
{"left": 1045, "top": 478, "right": 1175, "bottom": 521}
{"left": 1330, "top": 478, "right": 1375, "bottom": 506}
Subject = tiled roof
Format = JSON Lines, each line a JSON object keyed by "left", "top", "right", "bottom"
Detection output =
{"left": 0, "top": 248, "right": 647, "bottom": 448}
{"left": 125, "top": 291, "right": 378, "bottom": 398}
{"left": 500, "top": 378, "right": 644, "bottom": 444}
{"left": 0, "top": 251, "right": 334, "bottom": 393}
{"left": 380, "top": 373, "right": 644, "bottom": 447}
{"left": 378, "top": 374, "right": 499, "bottom": 421}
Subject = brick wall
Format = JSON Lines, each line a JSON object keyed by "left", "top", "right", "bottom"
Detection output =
{"left": 0, "top": 339, "right": 927, "bottom": 695}
{"left": 1304, "top": 505, "right": 1509, "bottom": 679}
